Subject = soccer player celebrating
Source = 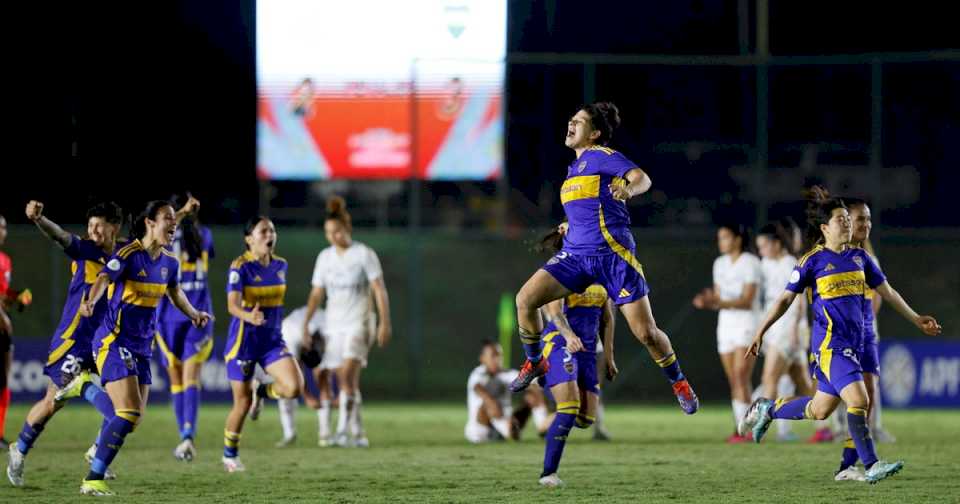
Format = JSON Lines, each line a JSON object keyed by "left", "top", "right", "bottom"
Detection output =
{"left": 465, "top": 340, "right": 549, "bottom": 444}
{"left": 274, "top": 305, "right": 326, "bottom": 447}
{"left": 740, "top": 187, "right": 941, "bottom": 484}
{"left": 510, "top": 102, "right": 698, "bottom": 421}
{"left": 154, "top": 194, "right": 215, "bottom": 462}
{"left": 76, "top": 200, "right": 211, "bottom": 496}
{"left": 6, "top": 201, "right": 124, "bottom": 487}
{"left": 692, "top": 224, "right": 761, "bottom": 442}
{"left": 303, "top": 196, "right": 391, "bottom": 448}
{"left": 222, "top": 216, "right": 303, "bottom": 472}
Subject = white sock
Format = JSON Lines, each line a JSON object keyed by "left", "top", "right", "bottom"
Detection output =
{"left": 336, "top": 391, "right": 354, "bottom": 436}
{"left": 278, "top": 398, "right": 297, "bottom": 439}
{"left": 593, "top": 400, "right": 606, "bottom": 431}
{"left": 777, "top": 375, "right": 795, "bottom": 397}
{"left": 776, "top": 419, "right": 792, "bottom": 437}
{"left": 532, "top": 405, "right": 548, "bottom": 432}
{"left": 317, "top": 399, "right": 331, "bottom": 438}
{"left": 732, "top": 400, "right": 749, "bottom": 425}
{"left": 350, "top": 392, "right": 364, "bottom": 437}
{"left": 490, "top": 417, "right": 511, "bottom": 439}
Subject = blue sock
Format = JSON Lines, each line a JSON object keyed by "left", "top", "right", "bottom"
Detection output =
{"left": 839, "top": 437, "right": 859, "bottom": 471}
{"left": 770, "top": 396, "right": 812, "bottom": 420}
{"left": 87, "top": 409, "right": 139, "bottom": 481}
{"left": 182, "top": 383, "right": 200, "bottom": 440}
{"left": 96, "top": 417, "right": 110, "bottom": 447}
{"left": 847, "top": 407, "right": 878, "bottom": 469}
{"left": 16, "top": 421, "right": 45, "bottom": 455}
{"left": 520, "top": 327, "right": 542, "bottom": 363}
{"left": 224, "top": 430, "right": 241, "bottom": 458}
{"left": 655, "top": 353, "right": 685, "bottom": 384}
{"left": 82, "top": 382, "right": 115, "bottom": 419}
{"left": 171, "top": 386, "right": 185, "bottom": 438}
{"left": 542, "top": 412, "right": 577, "bottom": 476}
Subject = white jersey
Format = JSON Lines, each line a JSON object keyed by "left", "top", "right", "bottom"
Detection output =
{"left": 713, "top": 252, "right": 762, "bottom": 330}
{"left": 281, "top": 306, "right": 325, "bottom": 348}
{"left": 311, "top": 241, "right": 383, "bottom": 333}
{"left": 761, "top": 254, "right": 800, "bottom": 317}
{"left": 466, "top": 365, "right": 519, "bottom": 420}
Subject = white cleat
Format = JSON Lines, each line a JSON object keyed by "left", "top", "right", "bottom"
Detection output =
{"left": 7, "top": 444, "right": 25, "bottom": 487}
{"left": 353, "top": 436, "right": 370, "bottom": 448}
{"left": 332, "top": 432, "right": 352, "bottom": 448}
{"left": 317, "top": 435, "right": 333, "bottom": 448}
{"left": 248, "top": 379, "right": 265, "bottom": 421}
{"left": 275, "top": 435, "right": 297, "bottom": 448}
{"left": 835, "top": 466, "right": 866, "bottom": 482}
{"left": 84, "top": 445, "right": 116, "bottom": 480}
{"left": 538, "top": 473, "right": 564, "bottom": 487}
{"left": 222, "top": 456, "right": 246, "bottom": 473}
{"left": 173, "top": 439, "right": 197, "bottom": 462}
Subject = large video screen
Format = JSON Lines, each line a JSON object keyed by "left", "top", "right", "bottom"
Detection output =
{"left": 256, "top": 0, "right": 506, "bottom": 180}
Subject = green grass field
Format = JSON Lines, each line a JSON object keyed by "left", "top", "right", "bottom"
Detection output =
{"left": 0, "top": 402, "right": 957, "bottom": 503}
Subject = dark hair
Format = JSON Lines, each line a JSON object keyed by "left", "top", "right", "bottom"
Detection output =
{"left": 326, "top": 195, "right": 352, "bottom": 232}
{"left": 841, "top": 196, "right": 869, "bottom": 210}
{"left": 757, "top": 223, "right": 790, "bottom": 250}
{"left": 130, "top": 200, "right": 173, "bottom": 241}
{"left": 86, "top": 201, "right": 124, "bottom": 225}
{"left": 172, "top": 193, "right": 203, "bottom": 261}
{"left": 479, "top": 339, "right": 500, "bottom": 352}
{"left": 243, "top": 215, "right": 272, "bottom": 250}
{"left": 581, "top": 101, "right": 621, "bottom": 146}
{"left": 718, "top": 223, "right": 751, "bottom": 253}
{"left": 534, "top": 220, "right": 568, "bottom": 255}
{"left": 804, "top": 185, "right": 847, "bottom": 247}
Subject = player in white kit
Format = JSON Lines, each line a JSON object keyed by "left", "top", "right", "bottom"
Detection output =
{"left": 756, "top": 224, "right": 813, "bottom": 441}
{"left": 274, "top": 305, "right": 327, "bottom": 447}
{"left": 303, "top": 196, "right": 391, "bottom": 448}
{"left": 466, "top": 340, "right": 550, "bottom": 443}
{"left": 693, "top": 224, "right": 761, "bottom": 442}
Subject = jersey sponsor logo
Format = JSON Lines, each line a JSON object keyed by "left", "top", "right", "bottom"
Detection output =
{"left": 229, "top": 271, "right": 240, "bottom": 284}
{"left": 816, "top": 271, "right": 866, "bottom": 300}
{"left": 789, "top": 269, "right": 801, "bottom": 284}
{"left": 107, "top": 259, "right": 121, "bottom": 271}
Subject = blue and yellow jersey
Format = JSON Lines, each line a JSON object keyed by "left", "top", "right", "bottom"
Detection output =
{"left": 860, "top": 250, "right": 881, "bottom": 345}
{"left": 785, "top": 245, "right": 885, "bottom": 353}
{"left": 226, "top": 251, "right": 288, "bottom": 336}
{"left": 543, "top": 284, "right": 609, "bottom": 354}
{"left": 560, "top": 146, "right": 638, "bottom": 256}
{"left": 157, "top": 226, "right": 215, "bottom": 323}
{"left": 46, "top": 236, "right": 115, "bottom": 363}
{"left": 100, "top": 239, "right": 181, "bottom": 356}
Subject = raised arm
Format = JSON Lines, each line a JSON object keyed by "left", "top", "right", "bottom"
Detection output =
{"left": 874, "top": 281, "right": 941, "bottom": 336}
{"left": 600, "top": 298, "right": 617, "bottom": 381}
{"left": 26, "top": 200, "right": 72, "bottom": 248}
{"left": 746, "top": 290, "right": 800, "bottom": 357}
{"left": 174, "top": 195, "right": 200, "bottom": 224}
{"left": 370, "top": 277, "right": 392, "bottom": 348}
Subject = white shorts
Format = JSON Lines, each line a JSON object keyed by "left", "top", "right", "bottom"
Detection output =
{"left": 464, "top": 407, "right": 512, "bottom": 443}
{"left": 762, "top": 324, "right": 806, "bottom": 364}
{"left": 320, "top": 317, "right": 376, "bottom": 370}
{"left": 717, "top": 324, "right": 754, "bottom": 354}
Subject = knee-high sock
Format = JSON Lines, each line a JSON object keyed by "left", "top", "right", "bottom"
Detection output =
{"left": 593, "top": 399, "right": 606, "bottom": 432}
{"left": 223, "top": 429, "right": 242, "bottom": 458}
{"left": 278, "top": 398, "right": 297, "bottom": 440}
{"left": 847, "top": 407, "right": 878, "bottom": 468}
{"left": 520, "top": 327, "right": 542, "bottom": 363}
{"left": 95, "top": 418, "right": 109, "bottom": 448}
{"left": 87, "top": 409, "right": 139, "bottom": 480}
{"left": 542, "top": 412, "right": 577, "bottom": 477}
{"left": 0, "top": 388, "right": 10, "bottom": 439}
{"left": 82, "top": 383, "right": 115, "bottom": 420}
{"left": 182, "top": 382, "right": 200, "bottom": 440}
{"left": 770, "top": 396, "right": 812, "bottom": 420}
{"left": 16, "top": 421, "right": 46, "bottom": 456}
{"left": 839, "top": 437, "right": 859, "bottom": 471}
{"left": 317, "top": 399, "right": 331, "bottom": 438}
{"left": 171, "top": 385, "right": 185, "bottom": 437}
{"left": 654, "top": 352, "right": 685, "bottom": 384}
{"left": 349, "top": 392, "right": 364, "bottom": 437}
{"left": 336, "top": 391, "right": 354, "bottom": 436}
{"left": 732, "top": 400, "right": 750, "bottom": 426}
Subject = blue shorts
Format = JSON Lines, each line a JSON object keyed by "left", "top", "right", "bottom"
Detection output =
{"left": 813, "top": 348, "right": 863, "bottom": 397}
{"left": 575, "top": 351, "right": 600, "bottom": 394}
{"left": 154, "top": 320, "right": 214, "bottom": 369}
{"left": 542, "top": 250, "right": 649, "bottom": 305}
{"left": 44, "top": 340, "right": 97, "bottom": 387}
{"left": 94, "top": 338, "right": 152, "bottom": 386}
{"left": 541, "top": 333, "right": 578, "bottom": 389}
{"left": 224, "top": 329, "right": 292, "bottom": 382}
{"left": 860, "top": 340, "right": 880, "bottom": 376}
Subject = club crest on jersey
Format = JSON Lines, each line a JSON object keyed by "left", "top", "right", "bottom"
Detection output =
{"left": 578, "top": 161, "right": 587, "bottom": 173}
{"left": 852, "top": 256, "right": 864, "bottom": 267}
{"left": 160, "top": 267, "right": 169, "bottom": 280}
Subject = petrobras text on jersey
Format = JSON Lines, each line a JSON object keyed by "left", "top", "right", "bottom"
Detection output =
{"left": 881, "top": 340, "right": 960, "bottom": 408}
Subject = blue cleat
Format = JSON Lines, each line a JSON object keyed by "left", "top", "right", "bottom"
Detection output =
{"left": 865, "top": 460, "right": 904, "bottom": 483}
{"left": 739, "top": 398, "right": 774, "bottom": 443}
{"left": 672, "top": 379, "right": 699, "bottom": 415}
{"left": 509, "top": 358, "right": 549, "bottom": 393}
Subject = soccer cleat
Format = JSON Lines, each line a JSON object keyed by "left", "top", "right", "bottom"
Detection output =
{"left": 275, "top": 435, "right": 297, "bottom": 448}
{"left": 7, "top": 444, "right": 25, "bottom": 487}
{"left": 808, "top": 427, "right": 835, "bottom": 444}
{"left": 738, "top": 398, "right": 774, "bottom": 443}
{"left": 173, "top": 439, "right": 196, "bottom": 462}
{"left": 353, "top": 437, "right": 370, "bottom": 448}
{"left": 865, "top": 460, "right": 904, "bottom": 484}
{"left": 671, "top": 379, "right": 699, "bottom": 415}
{"left": 55, "top": 371, "right": 92, "bottom": 404}
{"left": 538, "top": 473, "right": 564, "bottom": 487}
{"left": 332, "top": 432, "right": 352, "bottom": 448}
{"left": 835, "top": 466, "right": 867, "bottom": 482}
{"left": 80, "top": 479, "right": 115, "bottom": 496}
{"left": 725, "top": 433, "right": 750, "bottom": 444}
{"left": 222, "top": 456, "right": 246, "bottom": 473}
{"left": 509, "top": 359, "right": 549, "bottom": 393}
{"left": 318, "top": 435, "right": 333, "bottom": 448}
{"left": 248, "top": 379, "right": 265, "bottom": 421}
{"left": 84, "top": 445, "right": 116, "bottom": 480}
